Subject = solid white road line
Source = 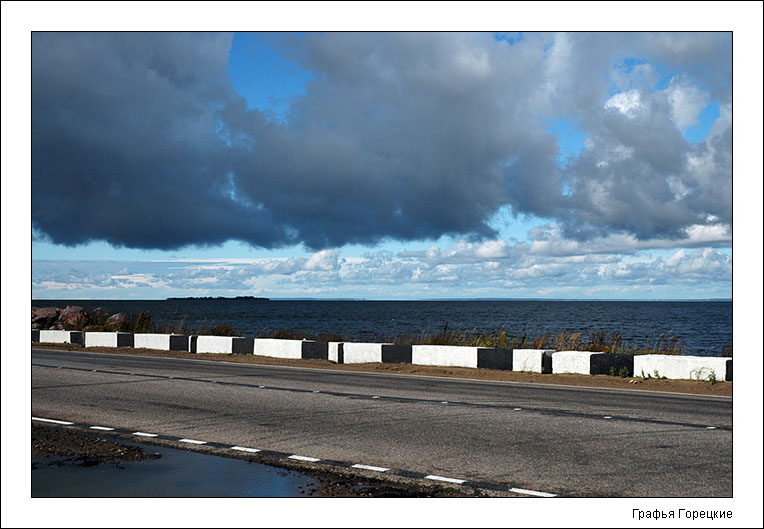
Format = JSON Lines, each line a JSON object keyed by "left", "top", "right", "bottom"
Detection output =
{"left": 179, "top": 438, "right": 207, "bottom": 445}
{"left": 425, "top": 475, "right": 465, "bottom": 484}
{"left": 288, "top": 455, "right": 320, "bottom": 462}
{"left": 351, "top": 464, "right": 389, "bottom": 472}
{"left": 32, "top": 417, "right": 73, "bottom": 425}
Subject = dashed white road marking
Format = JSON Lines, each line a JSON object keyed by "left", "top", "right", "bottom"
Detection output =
{"left": 231, "top": 446, "right": 261, "bottom": 453}
{"left": 513, "top": 408, "right": 522, "bottom": 411}
{"left": 313, "top": 390, "right": 320, "bottom": 393}
{"left": 288, "top": 455, "right": 320, "bottom": 462}
{"left": 351, "top": 464, "right": 389, "bottom": 472}
{"left": 425, "top": 474, "right": 465, "bottom": 484}
{"left": 32, "top": 417, "right": 73, "bottom": 425}
{"left": 440, "top": 401, "right": 449, "bottom": 404}
{"left": 258, "top": 385, "right": 266, "bottom": 388}
{"left": 706, "top": 426, "right": 717, "bottom": 430}
{"left": 33, "top": 415, "right": 560, "bottom": 497}
{"left": 509, "top": 487, "right": 556, "bottom": 498}
{"left": 372, "top": 396, "right": 380, "bottom": 399}
{"left": 603, "top": 416, "right": 613, "bottom": 419}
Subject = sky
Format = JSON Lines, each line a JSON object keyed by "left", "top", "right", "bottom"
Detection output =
{"left": 27, "top": 30, "right": 736, "bottom": 300}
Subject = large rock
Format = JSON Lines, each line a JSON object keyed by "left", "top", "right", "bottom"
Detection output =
{"left": 106, "top": 312, "right": 129, "bottom": 331}
{"left": 59, "top": 306, "right": 88, "bottom": 329}
{"left": 32, "top": 307, "right": 60, "bottom": 328}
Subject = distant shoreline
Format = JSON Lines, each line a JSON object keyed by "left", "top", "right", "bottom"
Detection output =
{"left": 32, "top": 298, "right": 731, "bottom": 303}
{"left": 165, "top": 296, "right": 269, "bottom": 301}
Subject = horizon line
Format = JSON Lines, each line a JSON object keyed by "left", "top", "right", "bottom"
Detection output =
{"left": 32, "top": 297, "right": 733, "bottom": 302}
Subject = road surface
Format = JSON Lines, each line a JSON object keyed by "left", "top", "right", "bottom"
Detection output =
{"left": 31, "top": 348, "right": 732, "bottom": 497}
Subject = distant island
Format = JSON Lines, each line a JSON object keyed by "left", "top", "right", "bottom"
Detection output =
{"left": 166, "top": 296, "right": 269, "bottom": 301}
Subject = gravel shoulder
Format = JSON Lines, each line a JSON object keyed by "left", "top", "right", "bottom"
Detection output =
{"left": 34, "top": 342, "right": 732, "bottom": 397}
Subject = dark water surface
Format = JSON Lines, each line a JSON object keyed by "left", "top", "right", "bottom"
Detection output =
{"left": 33, "top": 299, "right": 732, "bottom": 356}
{"left": 32, "top": 442, "right": 318, "bottom": 497}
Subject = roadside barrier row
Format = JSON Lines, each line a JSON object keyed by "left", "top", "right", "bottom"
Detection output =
{"left": 31, "top": 330, "right": 732, "bottom": 381}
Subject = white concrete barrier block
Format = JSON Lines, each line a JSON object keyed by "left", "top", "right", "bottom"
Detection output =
{"left": 513, "top": 349, "right": 554, "bottom": 373}
{"left": 254, "top": 338, "right": 303, "bottom": 359}
{"left": 343, "top": 343, "right": 386, "bottom": 364}
{"left": 134, "top": 333, "right": 189, "bottom": 351}
{"left": 552, "top": 351, "right": 597, "bottom": 374}
{"left": 328, "top": 342, "right": 343, "bottom": 363}
{"left": 633, "top": 355, "right": 732, "bottom": 381}
{"left": 411, "top": 345, "right": 478, "bottom": 368}
{"left": 195, "top": 335, "right": 253, "bottom": 354}
{"left": 85, "top": 332, "right": 134, "bottom": 348}
{"left": 38, "top": 330, "right": 84, "bottom": 345}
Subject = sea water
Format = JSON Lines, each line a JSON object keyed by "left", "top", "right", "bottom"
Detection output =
{"left": 32, "top": 299, "right": 732, "bottom": 356}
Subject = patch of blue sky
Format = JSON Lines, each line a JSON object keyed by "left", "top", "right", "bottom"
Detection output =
{"left": 545, "top": 117, "right": 587, "bottom": 167}
{"left": 226, "top": 32, "right": 314, "bottom": 122}
{"left": 682, "top": 100, "right": 720, "bottom": 143}
{"left": 488, "top": 206, "right": 547, "bottom": 244}
{"left": 605, "top": 56, "right": 676, "bottom": 98}
{"left": 493, "top": 32, "right": 523, "bottom": 45}
{"left": 339, "top": 238, "right": 425, "bottom": 258}
{"left": 654, "top": 68, "right": 676, "bottom": 91}
{"left": 620, "top": 57, "right": 646, "bottom": 74}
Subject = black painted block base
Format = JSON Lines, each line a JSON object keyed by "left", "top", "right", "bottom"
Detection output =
{"left": 589, "top": 353, "right": 634, "bottom": 376}
{"left": 381, "top": 344, "right": 412, "bottom": 364}
{"left": 476, "top": 348, "right": 513, "bottom": 371}
{"left": 302, "top": 341, "right": 329, "bottom": 360}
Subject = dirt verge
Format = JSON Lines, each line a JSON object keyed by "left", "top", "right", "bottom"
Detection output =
{"left": 32, "top": 423, "right": 160, "bottom": 468}
{"left": 31, "top": 422, "right": 485, "bottom": 497}
{"left": 33, "top": 342, "right": 731, "bottom": 397}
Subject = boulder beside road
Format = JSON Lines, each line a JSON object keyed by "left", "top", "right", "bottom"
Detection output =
{"left": 32, "top": 307, "right": 60, "bottom": 329}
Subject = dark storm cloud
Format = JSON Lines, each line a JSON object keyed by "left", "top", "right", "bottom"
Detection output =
{"left": 32, "top": 32, "right": 731, "bottom": 251}
{"left": 32, "top": 32, "right": 295, "bottom": 250}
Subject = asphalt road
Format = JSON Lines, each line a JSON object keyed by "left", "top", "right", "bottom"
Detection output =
{"left": 31, "top": 348, "right": 732, "bottom": 497}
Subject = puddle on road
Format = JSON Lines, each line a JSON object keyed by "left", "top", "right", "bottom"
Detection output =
{"left": 32, "top": 441, "right": 320, "bottom": 497}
